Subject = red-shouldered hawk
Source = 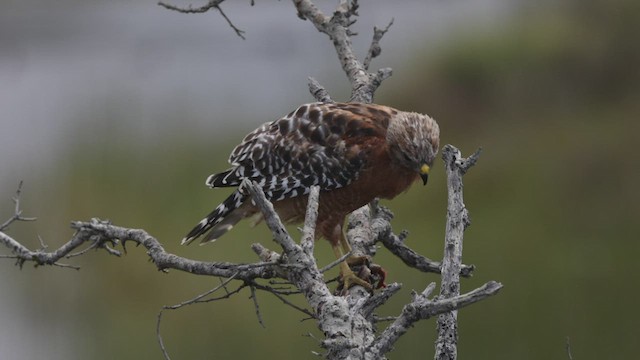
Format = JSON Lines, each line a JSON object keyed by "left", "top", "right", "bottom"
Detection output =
{"left": 183, "top": 102, "right": 440, "bottom": 290}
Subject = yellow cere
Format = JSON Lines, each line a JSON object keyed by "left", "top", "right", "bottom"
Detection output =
{"left": 420, "top": 164, "right": 430, "bottom": 174}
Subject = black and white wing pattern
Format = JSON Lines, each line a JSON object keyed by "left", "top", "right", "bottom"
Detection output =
{"left": 182, "top": 102, "right": 392, "bottom": 244}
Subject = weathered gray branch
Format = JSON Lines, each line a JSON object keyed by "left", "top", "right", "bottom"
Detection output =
{"left": 1, "top": 214, "right": 282, "bottom": 281}
{"left": 2, "top": 167, "right": 500, "bottom": 360}
{"left": 434, "top": 145, "right": 486, "bottom": 360}
{"left": 363, "top": 18, "right": 394, "bottom": 70}
{"left": 158, "top": 0, "right": 246, "bottom": 39}
{"left": 245, "top": 182, "right": 376, "bottom": 359}
{"left": 371, "top": 280, "right": 502, "bottom": 357}
{"left": 308, "top": 77, "right": 334, "bottom": 103}
{"left": 370, "top": 201, "right": 475, "bottom": 277}
{"left": 294, "top": 0, "right": 392, "bottom": 102}
{"left": 0, "top": 181, "right": 36, "bottom": 232}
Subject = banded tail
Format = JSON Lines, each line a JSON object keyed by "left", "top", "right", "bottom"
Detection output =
{"left": 181, "top": 190, "right": 248, "bottom": 245}
{"left": 206, "top": 169, "right": 241, "bottom": 188}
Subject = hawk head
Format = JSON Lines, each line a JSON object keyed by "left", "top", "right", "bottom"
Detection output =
{"left": 386, "top": 111, "right": 440, "bottom": 185}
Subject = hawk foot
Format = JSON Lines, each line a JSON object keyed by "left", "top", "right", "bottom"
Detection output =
{"left": 335, "top": 259, "right": 388, "bottom": 295}
{"left": 337, "top": 267, "right": 373, "bottom": 295}
{"left": 346, "top": 256, "right": 387, "bottom": 289}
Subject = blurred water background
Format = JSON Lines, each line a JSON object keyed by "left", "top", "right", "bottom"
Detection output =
{"left": 1, "top": 0, "right": 638, "bottom": 359}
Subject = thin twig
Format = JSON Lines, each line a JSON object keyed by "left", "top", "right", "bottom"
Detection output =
{"left": 307, "top": 77, "right": 334, "bottom": 103}
{"left": 156, "top": 274, "right": 243, "bottom": 360}
{"left": 371, "top": 315, "right": 397, "bottom": 323}
{"left": 252, "top": 282, "right": 315, "bottom": 319}
{"left": 363, "top": 18, "right": 394, "bottom": 70}
{"left": 66, "top": 241, "right": 99, "bottom": 258}
{"left": 158, "top": 0, "right": 221, "bottom": 13}
{"left": 318, "top": 251, "right": 351, "bottom": 273}
{"left": 263, "top": 287, "right": 300, "bottom": 295}
{"left": 158, "top": 0, "right": 246, "bottom": 39}
{"left": 268, "top": 279, "right": 293, "bottom": 286}
{"left": 156, "top": 310, "right": 172, "bottom": 360}
{"left": 566, "top": 337, "right": 574, "bottom": 360}
{"left": 249, "top": 284, "right": 266, "bottom": 328}
{"left": 164, "top": 272, "right": 241, "bottom": 310}
{"left": 0, "top": 181, "right": 36, "bottom": 232}
{"left": 378, "top": 228, "right": 475, "bottom": 277}
{"left": 244, "top": 180, "right": 298, "bottom": 254}
{"left": 219, "top": 275, "right": 231, "bottom": 295}
{"left": 50, "top": 262, "right": 81, "bottom": 270}
{"left": 37, "top": 235, "right": 47, "bottom": 250}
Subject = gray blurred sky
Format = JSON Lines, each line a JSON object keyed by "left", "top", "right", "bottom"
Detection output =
{"left": 0, "top": 1, "right": 513, "bottom": 358}
{"left": 0, "top": 0, "right": 512, "bottom": 192}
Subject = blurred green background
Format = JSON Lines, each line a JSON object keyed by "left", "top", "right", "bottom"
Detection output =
{"left": 1, "top": 0, "right": 639, "bottom": 359}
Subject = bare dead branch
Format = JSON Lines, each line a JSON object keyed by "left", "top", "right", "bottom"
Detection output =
{"left": 158, "top": 0, "right": 246, "bottom": 39}
{"left": 371, "top": 202, "right": 475, "bottom": 277}
{"left": 250, "top": 282, "right": 315, "bottom": 319}
{"left": 371, "top": 315, "right": 397, "bottom": 323}
{"left": 293, "top": 0, "right": 392, "bottom": 102}
{"left": 2, "top": 159, "right": 500, "bottom": 360}
{"left": 360, "top": 282, "right": 402, "bottom": 318}
{"left": 244, "top": 180, "right": 382, "bottom": 358}
{"left": 65, "top": 241, "right": 101, "bottom": 258}
{"left": 1, "top": 215, "right": 286, "bottom": 282}
{"left": 566, "top": 336, "right": 574, "bottom": 360}
{"left": 347, "top": 204, "right": 376, "bottom": 257}
{"left": 0, "top": 181, "right": 36, "bottom": 232}
{"left": 370, "top": 281, "right": 502, "bottom": 357}
{"left": 243, "top": 181, "right": 332, "bottom": 300}
{"left": 434, "top": 145, "right": 484, "bottom": 360}
{"left": 244, "top": 180, "right": 298, "bottom": 255}
{"left": 307, "top": 77, "right": 334, "bottom": 103}
{"left": 301, "top": 186, "right": 320, "bottom": 257}
{"left": 249, "top": 284, "right": 266, "bottom": 328}
{"left": 318, "top": 251, "right": 351, "bottom": 274}
{"left": 158, "top": 0, "right": 222, "bottom": 13}
{"left": 215, "top": 4, "right": 247, "bottom": 39}
{"left": 457, "top": 147, "right": 483, "bottom": 175}
{"left": 50, "top": 262, "right": 81, "bottom": 270}
{"left": 157, "top": 274, "right": 243, "bottom": 360}
{"left": 363, "top": 18, "right": 394, "bottom": 70}
{"left": 251, "top": 242, "right": 281, "bottom": 262}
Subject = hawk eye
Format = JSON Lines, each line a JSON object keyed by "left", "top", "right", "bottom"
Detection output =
{"left": 402, "top": 153, "right": 412, "bottom": 163}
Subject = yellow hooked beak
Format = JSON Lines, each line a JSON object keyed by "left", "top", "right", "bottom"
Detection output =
{"left": 419, "top": 164, "right": 430, "bottom": 185}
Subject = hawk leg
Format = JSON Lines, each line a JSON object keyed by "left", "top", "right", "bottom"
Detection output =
{"left": 337, "top": 232, "right": 387, "bottom": 290}
{"left": 340, "top": 236, "right": 371, "bottom": 267}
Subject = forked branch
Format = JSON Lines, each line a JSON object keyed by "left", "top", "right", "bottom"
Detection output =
{"left": 293, "top": 0, "right": 393, "bottom": 102}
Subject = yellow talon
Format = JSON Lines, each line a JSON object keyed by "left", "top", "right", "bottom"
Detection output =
{"left": 332, "top": 242, "right": 374, "bottom": 294}
{"left": 338, "top": 262, "right": 373, "bottom": 294}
